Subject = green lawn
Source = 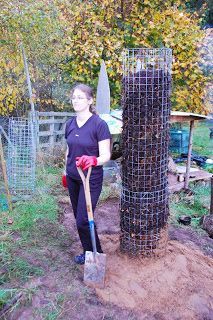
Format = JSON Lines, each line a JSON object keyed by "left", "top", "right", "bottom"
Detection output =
{"left": 170, "top": 120, "right": 212, "bottom": 227}
{"left": 170, "top": 182, "right": 211, "bottom": 228}
{"left": 0, "top": 165, "right": 70, "bottom": 314}
{"left": 171, "top": 120, "right": 213, "bottom": 172}
{"left": 192, "top": 120, "right": 213, "bottom": 157}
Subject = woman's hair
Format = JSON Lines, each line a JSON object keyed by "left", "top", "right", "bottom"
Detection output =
{"left": 70, "top": 83, "right": 97, "bottom": 114}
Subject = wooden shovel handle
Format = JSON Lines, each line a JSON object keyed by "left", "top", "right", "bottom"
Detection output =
{"left": 76, "top": 166, "right": 94, "bottom": 222}
{"left": 76, "top": 166, "right": 92, "bottom": 186}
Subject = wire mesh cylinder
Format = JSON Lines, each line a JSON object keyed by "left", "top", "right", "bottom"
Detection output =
{"left": 7, "top": 116, "right": 36, "bottom": 197}
{"left": 120, "top": 48, "right": 172, "bottom": 257}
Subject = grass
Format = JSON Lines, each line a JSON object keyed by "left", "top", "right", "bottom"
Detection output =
{"left": 33, "top": 293, "right": 67, "bottom": 320}
{"left": 1, "top": 194, "right": 58, "bottom": 231}
{"left": 171, "top": 120, "right": 213, "bottom": 172}
{"left": 0, "top": 287, "right": 36, "bottom": 318}
{"left": 170, "top": 181, "right": 211, "bottom": 228}
{"left": 192, "top": 121, "right": 213, "bottom": 158}
{"left": 171, "top": 120, "right": 212, "bottom": 158}
{"left": 0, "top": 289, "right": 18, "bottom": 309}
{"left": 170, "top": 120, "right": 212, "bottom": 228}
{"left": 0, "top": 164, "right": 73, "bottom": 317}
{"left": 0, "top": 183, "right": 60, "bottom": 287}
{"left": 0, "top": 255, "right": 44, "bottom": 285}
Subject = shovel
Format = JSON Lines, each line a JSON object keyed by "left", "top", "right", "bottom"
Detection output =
{"left": 77, "top": 166, "right": 106, "bottom": 289}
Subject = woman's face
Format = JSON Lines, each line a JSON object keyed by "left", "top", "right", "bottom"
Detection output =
{"left": 71, "top": 88, "right": 93, "bottom": 113}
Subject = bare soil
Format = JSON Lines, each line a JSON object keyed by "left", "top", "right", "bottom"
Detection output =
{"left": 60, "top": 196, "right": 213, "bottom": 320}
{"left": 4, "top": 196, "right": 213, "bottom": 320}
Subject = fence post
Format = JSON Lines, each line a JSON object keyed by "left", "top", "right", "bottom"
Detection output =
{"left": 184, "top": 120, "right": 194, "bottom": 189}
{"left": 61, "top": 116, "right": 67, "bottom": 145}
{"left": 210, "top": 176, "right": 213, "bottom": 215}
{"left": 49, "top": 115, "right": 55, "bottom": 151}
{"left": 34, "top": 111, "right": 39, "bottom": 149}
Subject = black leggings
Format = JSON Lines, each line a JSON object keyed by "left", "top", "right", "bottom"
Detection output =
{"left": 66, "top": 175, "right": 103, "bottom": 253}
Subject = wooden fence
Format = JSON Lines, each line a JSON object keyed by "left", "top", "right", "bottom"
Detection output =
{"left": 36, "top": 111, "right": 74, "bottom": 150}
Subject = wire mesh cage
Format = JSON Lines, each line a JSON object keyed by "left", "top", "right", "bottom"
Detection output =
{"left": 6, "top": 114, "right": 37, "bottom": 198}
{"left": 120, "top": 187, "right": 169, "bottom": 256}
{"left": 120, "top": 48, "right": 172, "bottom": 257}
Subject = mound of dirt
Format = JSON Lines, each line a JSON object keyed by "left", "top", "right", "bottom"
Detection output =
{"left": 97, "top": 236, "right": 213, "bottom": 320}
{"left": 60, "top": 197, "right": 213, "bottom": 319}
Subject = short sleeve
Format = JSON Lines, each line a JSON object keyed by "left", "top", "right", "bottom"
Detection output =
{"left": 96, "top": 119, "right": 111, "bottom": 142}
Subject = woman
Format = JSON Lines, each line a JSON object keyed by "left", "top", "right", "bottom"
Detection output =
{"left": 64, "top": 83, "right": 111, "bottom": 264}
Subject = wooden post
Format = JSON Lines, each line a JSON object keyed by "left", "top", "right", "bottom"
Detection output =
{"left": 36, "top": 113, "right": 41, "bottom": 149}
{"left": 184, "top": 120, "right": 194, "bottom": 189}
{"left": 61, "top": 116, "right": 67, "bottom": 146}
{"left": 210, "top": 176, "right": 213, "bottom": 215}
{"left": 49, "top": 115, "right": 55, "bottom": 151}
{"left": 0, "top": 135, "right": 12, "bottom": 211}
{"left": 21, "top": 44, "right": 35, "bottom": 113}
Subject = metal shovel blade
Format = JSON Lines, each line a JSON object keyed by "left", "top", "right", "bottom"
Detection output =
{"left": 84, "top": 251, "right": 106, "bottom": 289}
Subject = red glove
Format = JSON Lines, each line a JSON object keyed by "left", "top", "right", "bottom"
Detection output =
{"left": 62, "top": 174, "right": 67, "bottom": 188}
{"left": 76, "top": 155, "right": 98, "bottom": 171}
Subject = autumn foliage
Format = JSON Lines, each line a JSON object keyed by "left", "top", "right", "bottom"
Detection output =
{"left": 0, "top": 0, "right": 209, "bottom": 115}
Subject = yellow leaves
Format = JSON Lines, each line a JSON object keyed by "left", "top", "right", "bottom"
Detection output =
{"left": 8, "top": 104, "right": 14, "bottom": 111}
{"left": 190, "top": 74, "right": 198, "bottom": 81}
{"left": 0, "top": 0, "right": 208, "bottom": 114}
{"left": 172, "top": 70, "right": 179, "bottom": 75}
{"left": 0, "top": 92, "right": 6, "bottom": 101}
{"left": 153, "top": 12, "right": 162, "bottom": 23}
{"left": 115, "top": 13, "right": 122, "bottom": 19}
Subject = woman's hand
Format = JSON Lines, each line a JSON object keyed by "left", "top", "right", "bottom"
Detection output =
{"left": 76, "top": 155, "right": 97, "bottom": 171}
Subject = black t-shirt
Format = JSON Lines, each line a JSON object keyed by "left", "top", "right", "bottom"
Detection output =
{"left": 65, "top": 114, "right": 111, "bottom": 181}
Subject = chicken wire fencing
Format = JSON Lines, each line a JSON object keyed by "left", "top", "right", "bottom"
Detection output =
{"left": 5, "top": 113, "right": 37, "bottom": 200}
{"left": 120, "top": 48, "right": 172, "bottom": 257}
